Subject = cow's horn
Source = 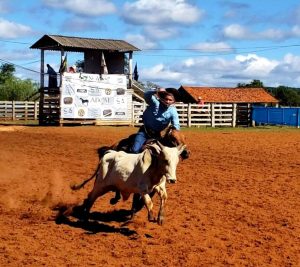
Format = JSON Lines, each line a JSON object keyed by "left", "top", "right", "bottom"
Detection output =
{"left": 157, "top": 141, "right": 164, "bottom": 149}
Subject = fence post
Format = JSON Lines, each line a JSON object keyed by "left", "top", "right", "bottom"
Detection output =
{"left": 39, "top": 88, "right": 44, "bottom": 125}
{"left": 24, "top": 101, "right": 28, "bottom": 120}
{"left": 232, "top": 103, "right": 237, "bottom": 127}
{"left": 187, "top": 103, "right": 191, "bottom": 128}
{"left": 131, "top": 101, "right": 134, "bottom": 126}
{"left": 4, "top": 102, "right": 7, "bottom": 118}
{"left": 248, "top": 103, "right": 251, "bottom": 126}
{"left": 34, "top": 101, "right": 38, "bottom": 120}
{"left": 12, "top": 101, "right": 15, "bottom": 120}
{"left": 211, "top": 103, "right": 215, "bottom": 127}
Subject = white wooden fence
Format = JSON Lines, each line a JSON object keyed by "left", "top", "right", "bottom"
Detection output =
{"left": 132, "top": 102, "right": 238, "bottom": 127}
{"left": 0, "top": 101, "right": 39, "bottom": 120}
{"left": 0, "top": 101, "right": 238, "bottom": 127}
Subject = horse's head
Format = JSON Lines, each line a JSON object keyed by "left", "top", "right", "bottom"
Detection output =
{"left": 161, "top": 126, "right": 190, "bottom": 160}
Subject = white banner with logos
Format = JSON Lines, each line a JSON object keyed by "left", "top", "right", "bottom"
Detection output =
{"left": 60, "top": 73, "right": 130, "bottom": 119}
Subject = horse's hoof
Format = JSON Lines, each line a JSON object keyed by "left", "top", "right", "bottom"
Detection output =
{"left": 72, "top": 205, "right": 84, "bottom": 216}
{"left": 130, "top": 211, "right": 136, "bottom": 220}
{"left": 79, "top": 214, "right": 89, "bottom": 222}
{"left": 55, "top": 214, "right": 67, "bottom": 224}
{"left": 110, "top": 197, "right": 120, "bottom": 205}
{"left": 73, "top": 207, "right": 89, "bottom": 222}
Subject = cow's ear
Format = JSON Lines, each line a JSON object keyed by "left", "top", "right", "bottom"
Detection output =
{"left": 142, "top": 149, "right": 152, "bottom": 164}
{"left": 177, "top": 144, "right": 186, "bottom": 155}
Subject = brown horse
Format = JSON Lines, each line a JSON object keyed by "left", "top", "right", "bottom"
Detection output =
{"left": 98, "top": 125, "right": 190, "bottom": 160}
{"left": 96, "top": 125, "right": 190, "bottom": 216}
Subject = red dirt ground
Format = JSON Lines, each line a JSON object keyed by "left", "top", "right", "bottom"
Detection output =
{"left": 0, "top": 125, "right": 299, "bottom": 267}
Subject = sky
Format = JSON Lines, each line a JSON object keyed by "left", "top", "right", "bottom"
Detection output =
{"left": 1, "top": 0, "right": 300, "bottom": 88}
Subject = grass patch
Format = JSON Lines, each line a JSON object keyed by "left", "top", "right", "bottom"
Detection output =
{"left": 0, "top": 120, "right": 39, "bottom": 126}
{"left": 181, "top": 125, "right": 299, "bottom": 132}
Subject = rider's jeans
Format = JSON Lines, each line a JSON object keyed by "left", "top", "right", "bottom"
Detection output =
{"left": 131, "top": 130, "right": 147, "bottom": 153}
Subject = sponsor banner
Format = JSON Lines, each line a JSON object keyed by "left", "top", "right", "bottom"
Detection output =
{"left": 60, "top": 73, "right": 130, "bottom": 119}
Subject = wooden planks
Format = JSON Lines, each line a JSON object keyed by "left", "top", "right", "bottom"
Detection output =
{"left": 0, "top": 101, "right": 249, "bottom": 127}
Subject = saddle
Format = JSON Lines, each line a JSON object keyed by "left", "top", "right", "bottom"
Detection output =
{"left": 141, "top": 125, "right": 162, "bottom": 139}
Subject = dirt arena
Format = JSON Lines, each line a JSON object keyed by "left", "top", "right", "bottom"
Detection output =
{"left": 0, "top": 125, "right": 299, "bottom": 266}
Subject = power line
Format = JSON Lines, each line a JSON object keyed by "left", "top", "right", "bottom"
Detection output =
{"left": 0, "top": 58, "right": 40, "bottom": 74}
{"left": 0, "top": 39, "right": 31, "bottom": 45}
{"left": 22, "top": 60, "right": 41, "bottom": 65}
{"left": 135, "top": 45, "right": 299, "bottom": 57}
{"left": 1, "top": 37, "right": 299, "bottom": 52}
{"left": 141, "top": 43, "right": 300, "bottom": 51}
{"left": 0, "top": 41, "right": 299, "bottom": 79}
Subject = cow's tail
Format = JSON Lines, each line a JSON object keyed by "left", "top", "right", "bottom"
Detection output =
{"left": 97, "top": 146, "right": 112, "bottom": 159}
{"left": 70, "top": 163, "right": 100, "bottom": 191}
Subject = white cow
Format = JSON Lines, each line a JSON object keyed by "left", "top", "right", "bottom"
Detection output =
{"left": 71, "top": 142, "right": 185, "bottom": 225}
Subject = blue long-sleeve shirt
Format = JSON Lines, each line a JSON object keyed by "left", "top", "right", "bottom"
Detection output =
{"left": 142, "top": 90, "right": 180, "bottom": 132}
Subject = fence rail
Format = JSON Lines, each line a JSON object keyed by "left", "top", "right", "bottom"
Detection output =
{"left": 132, "top": 102, "right": 237, "bottom": 127}
{"left": 0, "top": 100, "right": 238, "bottom": 127}
{"left": 0, "top": 101, "right": 39, "bottom": 120}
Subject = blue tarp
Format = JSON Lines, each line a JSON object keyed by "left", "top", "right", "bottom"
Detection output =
{"left": 252, "top": 107, "right": 300, "bottom": 127}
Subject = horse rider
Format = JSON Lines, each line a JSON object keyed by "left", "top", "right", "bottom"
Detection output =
{"left": 131, "top": 87, "right": 180, "bottom": 153}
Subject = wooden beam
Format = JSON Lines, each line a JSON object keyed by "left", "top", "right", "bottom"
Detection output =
{"left": 232, "top": 103, "right": 237, "bottom": 127}
{"left": 40, "top": 49, "right": 44, "bottom": 87}
{"left": 128, "top": 52, "right": 133, "bottom": 88}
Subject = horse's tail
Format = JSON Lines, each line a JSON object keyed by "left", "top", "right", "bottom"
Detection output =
{"left": 70, "top": 163, "right": 100, "bottom": 191}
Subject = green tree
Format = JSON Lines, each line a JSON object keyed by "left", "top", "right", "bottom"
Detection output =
{"left": 237, "top": 79, "right": 300, "bottom": 106}
{"left": 0, "top": 78, "right": 39, "bottom": 101}
{"left": 268, "top": 86, "right": 300, "bottom": 106}
{"left": 0, "top": 63, "right": 39, "bottom": 101}
{"left": 0, "top": 63, "right": 15, "bottom": 84}
{"left": 237, "top": 79, "right": 264, "bottom": 88}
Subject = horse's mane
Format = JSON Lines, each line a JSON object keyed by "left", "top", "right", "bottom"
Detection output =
{"left": 160, "top": 125, "right": 186, "bottom": 147}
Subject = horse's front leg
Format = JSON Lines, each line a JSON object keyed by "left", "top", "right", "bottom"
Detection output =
{"left": 110, "top": 190, "right": 121, "bottom": 205}
{"left": 154, "top": 178, "right": 167, "bottom": 225}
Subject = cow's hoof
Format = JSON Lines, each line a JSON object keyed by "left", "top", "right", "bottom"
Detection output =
{"left": 157, "top": 217, "right": 164, "bottom": 226}
{"left": 148, "top": 212, "right": 156, "bottom": 222}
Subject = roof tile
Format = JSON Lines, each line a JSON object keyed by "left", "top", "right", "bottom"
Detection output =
{"left": 180, "top": 86, "right": 278, "bottom": 103}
